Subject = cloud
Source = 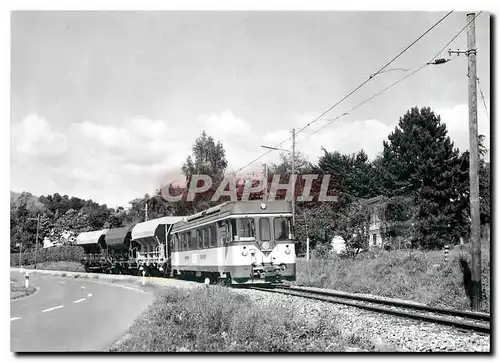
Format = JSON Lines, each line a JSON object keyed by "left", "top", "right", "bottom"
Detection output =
{"left": 11, "top": 113, "right": 69, "bottom": 160}
{"left": 199, "top": 110, "right": 259, "bottom": 171}
{"left": 200, "top": 110, "right": 251, "bottom": 140}
{"left": 10, "top": 110, "right": 261, "bottom": 207}
{"left": 13, "top": 105, "right": 484, "bottom": 208}
{"left": 434, "top": 103, "right": 490, "bottom": 157}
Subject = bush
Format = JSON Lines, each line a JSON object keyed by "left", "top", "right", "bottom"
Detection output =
{"left": 10, "top": 246, "right": 84, "bottom": 266}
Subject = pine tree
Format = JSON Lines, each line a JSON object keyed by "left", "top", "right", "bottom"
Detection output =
{"left": 382, "top": 107, "right": 465, "bottom": 248}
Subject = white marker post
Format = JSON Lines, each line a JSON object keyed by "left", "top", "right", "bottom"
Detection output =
{"left": 306, "top": 237, "right": 310, "bottom": 261}
{"left": 142, "top": 270, "right": 146, "bottom": 286}
{"left": 25, "top": 272, "right": 29, "bottom": 289}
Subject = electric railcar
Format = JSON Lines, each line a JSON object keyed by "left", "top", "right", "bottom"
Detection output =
{"left": 170, "top": 200, "right": 296, "bottom": 285}
{"left": 76, "top": 200, "right": 296, "bottom": 285}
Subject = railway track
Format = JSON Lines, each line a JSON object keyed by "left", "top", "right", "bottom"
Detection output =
{"left": 249, "top": 285, "right": 491, "bottom": 334}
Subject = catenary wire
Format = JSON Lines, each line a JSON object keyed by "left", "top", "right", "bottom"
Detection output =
{"left": 236, "top": 11, "right": 454, "bottom": 172}
{"left": 297, "top": 12, "right": 482, "bottom": 144}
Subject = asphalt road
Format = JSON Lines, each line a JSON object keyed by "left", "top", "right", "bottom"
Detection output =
{"left": 10, "top": 271, "right": 154, "bottom": 352}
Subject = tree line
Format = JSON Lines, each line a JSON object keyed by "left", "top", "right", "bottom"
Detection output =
{"left": 10, "top": 106, "right": 490, "bottom": 255}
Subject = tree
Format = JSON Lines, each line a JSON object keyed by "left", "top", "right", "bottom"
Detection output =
{"left": 179, "top": 131, "right": 229, "bottom": 212}
{"left": 294, "top": 203, "right": 337, "bottom": 254}
{"left": 335, "top": 199, "right": 371, "bottom": 256}
{"left": 182, "top": 131, "right": 228, "bottom": 182}
{"left": 381, "top": 107, "right": 465, "bottom": 249}
{"left": 265, "top": 151, "right": 313, "bottom": 175}
{"left": 315, "top": 149, "right": 381, "bottom": 199}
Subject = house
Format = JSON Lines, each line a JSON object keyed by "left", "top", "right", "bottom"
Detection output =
{"left": 366, "top": 196, "right": 384, "bottom": 249}
{"left": 365, "top": 195, "right": 414, "bottom": 250}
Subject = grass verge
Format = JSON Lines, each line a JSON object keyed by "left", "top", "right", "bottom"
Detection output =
{"left": 296, "top": 242, "right": 490, "bottom": 313}
{"left": 110, "top": 286, "right": 375, "bottom": 352}
{"left": 10, "top": 276, "right": 36, "bottom": 300}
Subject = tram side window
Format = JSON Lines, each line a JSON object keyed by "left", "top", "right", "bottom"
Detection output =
{"left": 173, "top": 234, "right": 178, "bottom": 252}
{"left": 197, "top": 229, "right": 203, "bottom": 249}
{"left": 259, "top": 218, "right": 271, "bottom": 241}
{"left": 218, "top": 220, "right": 230, "bottom": 245}
{"left": 229, "top": 219, "right": 237, "bottom": 241}
{"left": 189, "top": 230, "right": 195, "bottom": 250}
{"left": 182, "top": 232, "right": 188, "bottom": 251}
{"left": 209, "top": 224, "right": 217, "bottom": 247}
{"left": 202, "top": 228, "right": 208, "bottom": 248}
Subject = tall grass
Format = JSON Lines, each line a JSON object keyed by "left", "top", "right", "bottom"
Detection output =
{"left": 111, "top": 287, "right": 376, "bottom": 352}
{"left": 296, "top": 243, "right": 490, "bottom": 312}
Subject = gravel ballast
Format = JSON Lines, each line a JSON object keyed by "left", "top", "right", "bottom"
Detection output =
{"left": 231, "top": 287, "right": 490, "bottom": 352}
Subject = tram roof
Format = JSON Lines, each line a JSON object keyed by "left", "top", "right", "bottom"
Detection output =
{"left": 172, "top": 200, "right": 292, "bottom": 232}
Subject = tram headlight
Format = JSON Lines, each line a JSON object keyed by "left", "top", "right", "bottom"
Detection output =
{"left": 285, "top": 245, "right": 291, "bottom": 254}
{"left": 242, "top": 247, "right": 248, "bottom": 256}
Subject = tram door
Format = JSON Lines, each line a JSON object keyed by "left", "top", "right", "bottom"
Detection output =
{"left": 217, "top": 220, "right": 229, "bottom": 278}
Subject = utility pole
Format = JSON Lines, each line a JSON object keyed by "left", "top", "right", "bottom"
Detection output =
{"left": 291, "top": 128, "right": 296, "bottom": 234}
{"left": 466, "top": 12, "right": 481, "bottom": 311}
{"left": 304, "top": 209, "right": 310, "bottom": 261}
{"left": 264, "top": 163, "right": 268, "bottom": 200}
{"left": 449, "top": 13, "right": 481, "bottom": 310}
{"left": 145, "top": 203, "right": 148, "bottom": 221}
{"left": 28, "top": 214, "right": 40, "bottom": 269}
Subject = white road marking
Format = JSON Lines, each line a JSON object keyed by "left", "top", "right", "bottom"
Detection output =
{"left": 73, "top": 298, "right": 85, "bottom": 304}
{"left": 87, "top": 293, "right": 93, "bottom": 297}
{"left": 81, "top": 286, "right": 86, "bottom": 289}
{"left": 42, "top": 305, "right": 64, "bottom": 313}
{"left": 117, "top": 285, "right": 145, "bottom": 293}
{"left": 10, "top": 317, "right": 22, "bottom": 321}
{"left": 59, "top": 281, "right": 66, "bottom": 284}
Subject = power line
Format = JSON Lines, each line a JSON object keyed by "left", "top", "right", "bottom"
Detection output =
{"left": 476, "top": 77, "right": 490, "bottom": 121}
{"left": 297, "top": 12, "right": 482, "bottom": 144}
{"left": 236, "top": 11, "right": 454, "bottom": 172}
{"left": 294, "top": 10, "right": 453, "bottom": 138}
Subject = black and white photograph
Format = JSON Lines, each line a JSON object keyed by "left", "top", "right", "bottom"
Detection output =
{"left": 7, "top": 4, "right": 492, "bottom": 353}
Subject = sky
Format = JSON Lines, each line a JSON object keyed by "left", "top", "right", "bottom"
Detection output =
{"left": 10, "top": 11, "right": 491, "bottom": 208}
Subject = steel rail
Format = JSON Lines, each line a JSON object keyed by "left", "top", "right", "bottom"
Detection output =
{"left": 249, "top": 286, "right": 490, "bottom": 334}
{"left": 285, "top": 285, "right": 491, "bottom": 321}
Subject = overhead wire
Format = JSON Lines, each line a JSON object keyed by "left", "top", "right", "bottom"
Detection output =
{"left": 297, "top": 11, "right": 483, "bottom": 145}
{"left": 236, "top": 11, "right": 454, "bottom": 172}
{"left": 476, "top": 77, "right": 490, "bottom": 121}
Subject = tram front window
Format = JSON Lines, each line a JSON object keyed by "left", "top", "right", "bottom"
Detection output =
{"left": 231, "top": 218, "right": 256, "bottom": 241}
{"left": 274, "top": 217, "right": 292, "bottom": 240}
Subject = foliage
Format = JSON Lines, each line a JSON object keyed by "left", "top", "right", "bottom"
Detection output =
{"left": 265, "top": 151, "right": 313, "bottom": 175}
{"left": 381, "top": 107, "right": 466, "bottom": 249}
{"left": 335, "top": 199, "right": 371, "bottom": 255}
{"left": 179, "top": 131, "right": 229, "bottom": 213}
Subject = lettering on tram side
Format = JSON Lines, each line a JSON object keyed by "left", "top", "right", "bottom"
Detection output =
{"left": 184, "top": 256, "right": 189, "bottom": 262}
{"left": 200, "top": 254, "right": 207, "bottom": 260}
